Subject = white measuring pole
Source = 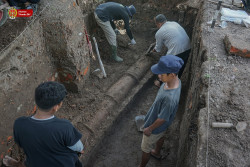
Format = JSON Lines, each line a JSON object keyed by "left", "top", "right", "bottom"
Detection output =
{"left": 92, "top": 37, "right": 107, "bottom": 78}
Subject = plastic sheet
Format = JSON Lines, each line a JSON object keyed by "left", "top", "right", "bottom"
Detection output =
{"left": 220, "top": 8, "right": 249, "bottom": 27}
{"left": 243, "top": 16, "right": 250, "bottom": 28}
{"left": 220, "top": 8, "right": 249, "bottom": 19}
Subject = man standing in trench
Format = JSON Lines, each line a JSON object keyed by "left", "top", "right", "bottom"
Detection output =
{"left": 150, "top": 14, "right": 191, "bottom": 85}
{"left": 3, "top": 81, "right": 84, "bottom": 167}
{"left": 138, "top": 55, "right": 183, "bottom": 167}
{"left": 94, "top": 2, "right": 136, "bottom": 62}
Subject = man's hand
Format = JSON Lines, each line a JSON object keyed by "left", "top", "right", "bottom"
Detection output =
{"left": 129, "top": 38, "right": 136, "bottom": 45}
{"left": 114, "top": 29, "right": 120, "bottom": 35}
{"left": 143, "top": 127, "right": 152, "bottom": 136}
{"left": 77, "top": 150, "right": 84, "bottom": 157}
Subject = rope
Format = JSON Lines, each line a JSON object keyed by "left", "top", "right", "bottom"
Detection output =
{"left": 205, "top": 1, "right": 215, "bottom": 167}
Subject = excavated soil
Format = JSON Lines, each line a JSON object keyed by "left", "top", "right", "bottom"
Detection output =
{"left": 0, "top": 18, "right": 27, "bottom": 51}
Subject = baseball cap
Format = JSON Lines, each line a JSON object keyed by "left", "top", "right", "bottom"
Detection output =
{"left": 151, "top": 55, "right": 184, "bottom": 74}
{"left": 126, "top": 5, "right": 136, "bottom": 17}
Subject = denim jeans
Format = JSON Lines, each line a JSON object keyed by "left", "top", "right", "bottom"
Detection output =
{"left": 7, "top": 0, "right": 40, "bottom": 6}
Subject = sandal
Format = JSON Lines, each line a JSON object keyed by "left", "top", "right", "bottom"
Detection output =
{"left": 150, "top": 152, "right": 167, "bottom": 160}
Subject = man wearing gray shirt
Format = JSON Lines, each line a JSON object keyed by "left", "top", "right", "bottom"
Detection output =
{"left": 152, "top": 14, "right": 191, "bottom": 79}
{"left": 138, "top": 55, "right": 183, "bottom": 167}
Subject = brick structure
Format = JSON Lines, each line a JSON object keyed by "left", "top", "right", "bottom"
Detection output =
{"left": 224, "top": 34, "right": 250, "bottom": 58}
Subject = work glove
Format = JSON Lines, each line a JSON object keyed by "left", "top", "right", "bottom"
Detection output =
{"left": 129, "top": 38, "right": 136, "bottom": 45}
{"left": 114, "top": 29, "right": 120, "bottom": 35}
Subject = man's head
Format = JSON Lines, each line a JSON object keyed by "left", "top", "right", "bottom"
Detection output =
{"left": 151, "top": 55, "right": 184, "bottom": 82}
{"left": 125, "top": 5, "right": 136, "bottom": 18}
{"left": 155, "top": 14, "right": 167, "bottom": 29}
{"left": 35, "top": 81, "right": 67, "bottom": 112}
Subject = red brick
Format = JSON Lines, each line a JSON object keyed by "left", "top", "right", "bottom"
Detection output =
{"left": 224, "top": 35, "right": 250, "bottom": 58}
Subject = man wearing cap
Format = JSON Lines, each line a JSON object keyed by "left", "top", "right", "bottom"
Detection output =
{"left": 151, "top": 14, "right": 191, "bottom": 79}
{"left": 138, "top": 55, "right": 184, "bottom": 167}
{"left": 3, "top": 81, "right": 84, "bottom": 167}
{"left": 94, "top": 2, "right": 136, "bottom": 62}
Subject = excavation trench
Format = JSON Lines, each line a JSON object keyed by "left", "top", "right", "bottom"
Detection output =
{"left": 85, "top": 75, "right": 183, "bottom": 167}
{"left": 82, "top": 1, "right": 201, "bottom": 167}
{"left": 1, "top": 0, "right": 249, "bottom": 166}
{"left": 0, "top": 0, "right": 203, "bottom": 166}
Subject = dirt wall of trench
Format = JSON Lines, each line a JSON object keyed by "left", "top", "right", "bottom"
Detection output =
{"left": 0, "top": 0, "right": 98, "bottom": 162}
{"left": 176, "top": 1, "right": 208, "bottom": 167}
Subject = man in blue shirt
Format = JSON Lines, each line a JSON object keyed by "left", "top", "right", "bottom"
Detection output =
{"left": 94, "top": 2, "right": 136, "bottom": 62}
{"left": 138, "top": 55, "right": 184, "bottom": 167}
{"left": 3, "top": 81, "right": 84, "bottom": 167}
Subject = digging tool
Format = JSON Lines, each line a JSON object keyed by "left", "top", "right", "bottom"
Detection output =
{"left": 135, "top": 115, "right": 145, "bottom": 132}
{"left": 211, "top": 0, "right": 222, "bottom": 28}
{"left": 211, "top": 122, "right": 234, "bottom": 128}
{"left": 93, "top": 37, "right": 107, "bottom": 78}
{"left": 144, "top": 42, "right": 161, "bottom": 61}
{"left": 145, "top": 42, "right": 156, "bottom": 56}
{"left": 211, "top": 122, "right": 247, "bottom": 132}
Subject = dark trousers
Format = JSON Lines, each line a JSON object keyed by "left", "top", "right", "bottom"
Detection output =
{"left": 75, "top": 159, "right": 82, "bottom": 167}
{"left": 7, "top": 0, "right": 40, "bottom": 6}
{"left": 176, "top": 49, "right": 191, "bottom": 78}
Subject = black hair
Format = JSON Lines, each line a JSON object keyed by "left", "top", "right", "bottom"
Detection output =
{"left": 155, "top": 14, "right": 167, "bottom": 24}
{"left": 166, "top": 73, "right": 178, "bottom": 76}
{"left": 35, "top": 81, "right": 67, "bottom": 111}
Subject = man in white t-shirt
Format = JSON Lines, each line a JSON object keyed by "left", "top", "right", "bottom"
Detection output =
{"left": 151, "top": 14, "right": 191, "bottom": 79}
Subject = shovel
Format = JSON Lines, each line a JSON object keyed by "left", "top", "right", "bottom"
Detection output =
{"left": 211, "top": 122, "right": 247, "bottom": 132}
{"left": 145, "top": 42, "right": 156, "bottom": 56}
{"left": 135, "top": 115, "right": 145, "bottom": 132}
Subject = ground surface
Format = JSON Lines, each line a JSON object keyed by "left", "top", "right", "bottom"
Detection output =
{"left": 200, "top": 1, "right": 250, "bottom": 166}
{"left": 0, "top": 18, "right": 26, "bottom": 51}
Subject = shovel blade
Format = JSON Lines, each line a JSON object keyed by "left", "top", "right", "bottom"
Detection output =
{"left": 135, "top": 115, "right": 145, "bottom": 132}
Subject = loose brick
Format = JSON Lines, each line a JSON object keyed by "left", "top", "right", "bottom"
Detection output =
{"left": 224, "top": 34, "right": 250, "bottom": 58}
